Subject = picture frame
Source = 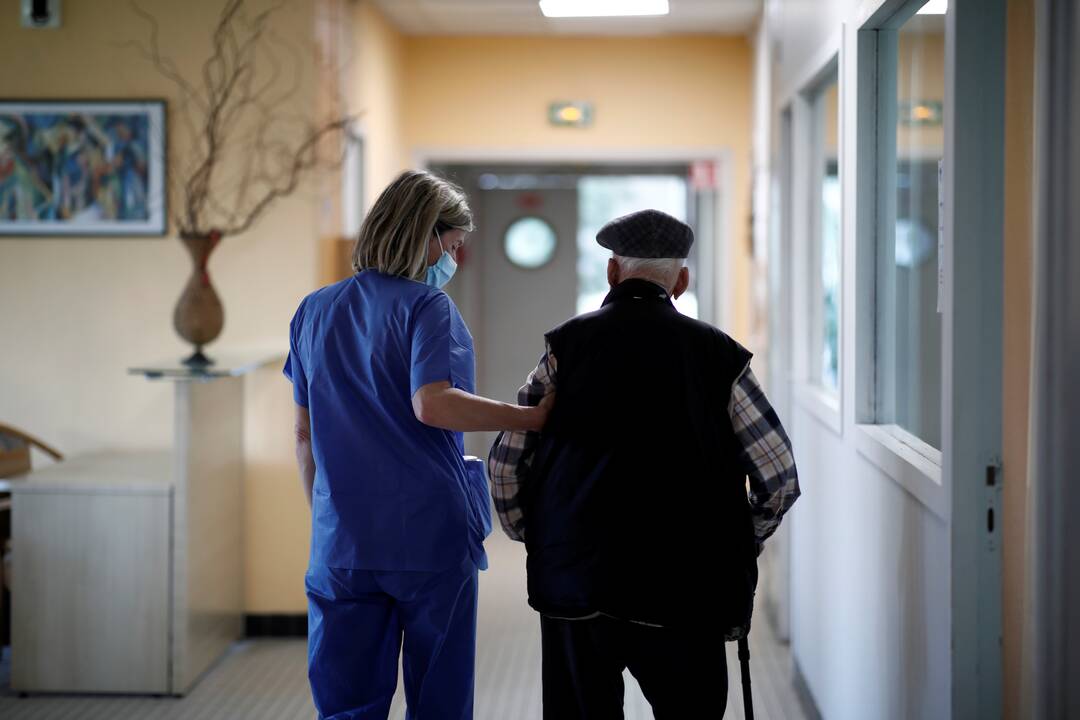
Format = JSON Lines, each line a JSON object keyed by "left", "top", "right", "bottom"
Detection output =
{"left": 0, "top": 99, "right": 166, "bottom": 237}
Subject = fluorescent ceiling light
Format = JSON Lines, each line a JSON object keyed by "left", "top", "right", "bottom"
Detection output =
{"left": 539, "top": 0, "right": 670, "bottom": 18}
{"left": 916, "top": 0, "right": 947, "bottom": 14}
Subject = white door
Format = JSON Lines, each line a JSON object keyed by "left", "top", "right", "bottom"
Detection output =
{"left": 452, "top": 187, "right": 578, "bottom": 456}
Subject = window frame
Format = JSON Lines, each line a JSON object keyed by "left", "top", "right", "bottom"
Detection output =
{"left": 853, "top": 0, "right": 947, "bottom": 510}
{"left": 767, "top": 105, "right": 795, "bottom": 425}
{"left": 342, "top": 120, "right": 366, "bottom": 239}
{"left": 791, "top": 54, "right": 844, "bottom": 436}
{"left": 808, "top": 73, "right": 843, "bottom": 398}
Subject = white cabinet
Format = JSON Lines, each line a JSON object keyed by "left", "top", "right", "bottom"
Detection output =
{"left": 11, "top": 453, "right": 173, "bottom": 693}
{"left": 10, "top": 369, "right": 253, "bottom": 695}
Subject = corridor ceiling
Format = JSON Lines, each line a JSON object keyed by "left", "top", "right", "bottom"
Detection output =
{"left": 371, "top": 0, "right": 762, "bottom": 35}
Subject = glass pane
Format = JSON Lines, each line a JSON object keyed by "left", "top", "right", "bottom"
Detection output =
{"left": 504, "top": 216, "right": 557, "bottom": 269}
{"left": 576, "top": 175, "right": 693, "bottom": 317}
{"left": 888, "top": 6, "right": 945, "bottom": 447}
{"left": 813, "top": 77, "right": 841, "bottom": 392}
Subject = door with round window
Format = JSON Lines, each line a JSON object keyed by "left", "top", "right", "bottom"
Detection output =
{"left": 503, "top": 216, "right": 558, "bottom": 269}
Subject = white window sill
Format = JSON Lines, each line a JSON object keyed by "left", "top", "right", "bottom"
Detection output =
{"left": 794, "top": 382, "right": 843, "bottom": 436}
{"left": 854, "top": 423, "right": 947, "bottom": 519}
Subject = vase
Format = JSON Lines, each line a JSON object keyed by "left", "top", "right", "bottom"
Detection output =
{"left": 173, "top": 231, "right": 225, "bottom": 367}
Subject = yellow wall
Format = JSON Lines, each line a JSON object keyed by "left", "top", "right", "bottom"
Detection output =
{"left": 401, "top": 34, "right": 755, "bottom": 340}
{"left": 353, "top": 0, "right": 407, "bottom": 209}
{"left": 0, "top": 0, "right": 327, "bottom": 612}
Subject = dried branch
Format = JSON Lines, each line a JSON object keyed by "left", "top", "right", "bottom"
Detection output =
{"left": 222, "top": 117, "right": 350, "bottom": 237}
{"left": 127, "top": 2, "right": 208, "bottom": 113}
{"left": 130, "top": 0, "right": 352, "bottom": 238}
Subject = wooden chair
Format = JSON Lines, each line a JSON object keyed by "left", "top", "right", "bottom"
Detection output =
{"left": 0, "top": 422, "right": 63, "bottom": 479}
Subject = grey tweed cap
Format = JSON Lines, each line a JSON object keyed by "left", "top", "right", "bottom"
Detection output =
{"left": 595, "top": 209, "right": 694, "bottom": 259}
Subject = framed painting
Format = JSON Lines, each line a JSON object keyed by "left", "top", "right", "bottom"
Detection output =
{"left": 0, "top": 100, "right": 166, "bottom": 236}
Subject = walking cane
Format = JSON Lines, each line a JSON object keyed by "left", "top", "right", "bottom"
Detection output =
{"left": 738, "top": 636, "right": 754, "bottom": 720}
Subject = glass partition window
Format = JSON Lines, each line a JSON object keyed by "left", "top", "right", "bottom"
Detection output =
{"left": 808, "top": 74, "right": 841, "bottom": 393}
{"left": 876, "top": 4, "right": 945, "bottom": 448}
{"left": 576, "top": 175, "right": 694, "bottom": 317}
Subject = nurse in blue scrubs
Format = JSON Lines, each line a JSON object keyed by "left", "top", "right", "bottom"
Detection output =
{"left": 285, "top": 170, "right": 552, "bottom": 720}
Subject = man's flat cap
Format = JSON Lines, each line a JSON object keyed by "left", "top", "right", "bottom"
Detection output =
{"left": 596, "top": 209, "right": 694, "bottom": 259}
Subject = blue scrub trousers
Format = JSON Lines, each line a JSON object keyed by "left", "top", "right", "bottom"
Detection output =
{"left": 306, "top": 557, "right": 478, "bottom": 720}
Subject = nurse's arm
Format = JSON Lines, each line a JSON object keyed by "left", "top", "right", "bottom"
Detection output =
{"left": 412, "top": 381, "right": 553, "bottom": 433}
{"left": 293, "top": 404, "right": 315, "bottom": 507}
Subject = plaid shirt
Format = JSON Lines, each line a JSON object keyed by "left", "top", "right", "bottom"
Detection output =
{"left": 486, "top": 353, "right": 800, "bottom": 548}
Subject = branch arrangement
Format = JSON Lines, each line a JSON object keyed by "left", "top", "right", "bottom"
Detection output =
{"left": 128, "top": 0, "right": 351, "bottom": 238}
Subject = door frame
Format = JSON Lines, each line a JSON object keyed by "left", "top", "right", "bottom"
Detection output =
{"left": 942, "top": 2, "right": 1006, "bottom": 716}
{"left": 413, "top": 146, "right": 734, "bottom": 332}
{"left": 848, "top": 0, "right": 1007, "bottom": 715}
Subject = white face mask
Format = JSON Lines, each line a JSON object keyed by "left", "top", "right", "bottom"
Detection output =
{"left": 425, "top": 229, "right": 458, "bottom": 288}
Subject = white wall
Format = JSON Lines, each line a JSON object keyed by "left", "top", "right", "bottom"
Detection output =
{"left": 760, "top": 1, "right": 952, "bottom": 717}
{"left": 788, "top": 414, "right": 949, "bottom": 718}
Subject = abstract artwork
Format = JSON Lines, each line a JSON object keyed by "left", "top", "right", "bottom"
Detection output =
{"left": 0, "top": 101, "right": 165, "bottom": 236}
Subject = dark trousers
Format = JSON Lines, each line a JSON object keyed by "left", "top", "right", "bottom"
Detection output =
{"left": 540, "top": 614, "right": 728, "bottom": 719}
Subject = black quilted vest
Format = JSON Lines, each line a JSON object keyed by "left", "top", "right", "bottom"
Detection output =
{"left": 524, "top": 279, "right": 757, "bottom": 632}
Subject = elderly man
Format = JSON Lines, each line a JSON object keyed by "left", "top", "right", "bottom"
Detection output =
{"left": 488, "top": 209, "right": 800, "bottom": 717}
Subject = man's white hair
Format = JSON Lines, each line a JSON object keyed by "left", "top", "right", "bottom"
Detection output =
{"left": 614, "top": 254, "right": 684, "bottom": 290}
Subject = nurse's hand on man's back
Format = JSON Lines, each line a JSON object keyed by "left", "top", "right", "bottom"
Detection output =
{"left": 412, "top": 380, "right": 553, "bottom": 434}
{"left": 533, "top": 391, "right": 556, "bottom": 431}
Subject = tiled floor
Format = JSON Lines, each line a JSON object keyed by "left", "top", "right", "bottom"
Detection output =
{"left": 0, "top": 533, "right": 812, "bottom": 719}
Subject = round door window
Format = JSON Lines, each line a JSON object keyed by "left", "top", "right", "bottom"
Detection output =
{"left": 504, "top": 217, "right": 557, "bottom": 269}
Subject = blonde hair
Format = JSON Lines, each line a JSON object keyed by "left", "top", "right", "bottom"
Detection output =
{"left": 352, "top": 170, "right": 475, "bottom": 279}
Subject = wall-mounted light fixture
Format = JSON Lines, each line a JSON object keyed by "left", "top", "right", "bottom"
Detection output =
{"left": 549, "top": 101, "right": 593, "bottom": 128}
{"left": 539, "top": 0, "right": 669, "bottom": 18}
{"left": 899, "top": 100, "right": 944, "bottom": 126}
{"left": 21, "top": 0, "right": 61, "bottom": 28}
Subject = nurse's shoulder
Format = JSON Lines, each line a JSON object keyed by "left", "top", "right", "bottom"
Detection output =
{"left": 294, "top": 275, "right": 354, "bottom": 312}
{"left": 294, "top": 271, "right": 466, "bottom": 335}
{"left": 368, "top": 273, "right": 472, "bottom": 348}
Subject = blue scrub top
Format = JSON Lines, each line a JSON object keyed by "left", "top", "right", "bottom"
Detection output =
{"left": 284, "top": 271, "right": 488, "bottom": 572}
